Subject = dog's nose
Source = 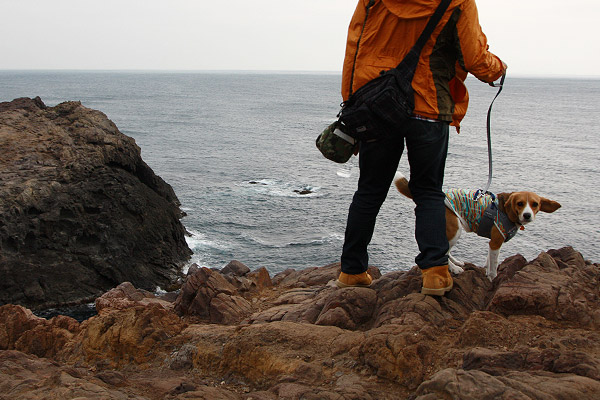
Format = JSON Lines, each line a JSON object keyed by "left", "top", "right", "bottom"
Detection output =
{"left": 523, "top": 212, "right": 532, "bottom": 220}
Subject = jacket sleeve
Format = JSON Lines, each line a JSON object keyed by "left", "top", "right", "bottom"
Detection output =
{"left": 455, "top": 0, "right": 505, "bottom": 83}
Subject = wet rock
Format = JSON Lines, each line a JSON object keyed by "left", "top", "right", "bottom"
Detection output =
{"left": 0, "top": 97, "right": 192, "bottom": 310}
{"left": 293, "top": 189, "right": 312, "bottom": 195}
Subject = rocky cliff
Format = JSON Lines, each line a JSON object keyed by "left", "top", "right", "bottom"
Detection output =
{"left": 1, "top": 247, "right": 599, "bottom": 399}
{"left": 0, "top": 97, "right": 192, "bottom": 309}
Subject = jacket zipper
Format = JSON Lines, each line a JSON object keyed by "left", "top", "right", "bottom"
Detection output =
{"left": 348, "top": 0, "right": 376, "bottom": 97}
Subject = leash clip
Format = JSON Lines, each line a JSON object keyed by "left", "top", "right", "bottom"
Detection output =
{"left": 473, "top": 189, "right": 496, "bottom": 202}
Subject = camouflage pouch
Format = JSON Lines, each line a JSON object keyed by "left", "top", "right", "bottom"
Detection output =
{"left": 316, "top": 122, "right": 357, "bottom": 164}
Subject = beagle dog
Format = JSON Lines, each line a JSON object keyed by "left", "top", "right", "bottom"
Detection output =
{"left": 393, "top": 173, "right": 561, "bottom": 280}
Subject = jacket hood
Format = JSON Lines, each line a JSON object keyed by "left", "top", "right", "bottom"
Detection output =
{"left": 381, "top": 0, "right": 467, "bottom": 19}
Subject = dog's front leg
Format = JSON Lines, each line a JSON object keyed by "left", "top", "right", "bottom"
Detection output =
{"left": 446, "top": 210, "right": 463, "bottom": 274}
{"left": 485, "top": 228, "right": 504, "bottom": 281}
{"left": 485, "top": 247, "right": 500, "bottom": 280}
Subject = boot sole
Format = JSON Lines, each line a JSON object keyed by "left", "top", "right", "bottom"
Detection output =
{"left": 421, "top": 282, "right": 453, "bottom": 296}
{"left": 335, "top": 280, "right": 371, "bottom": 288}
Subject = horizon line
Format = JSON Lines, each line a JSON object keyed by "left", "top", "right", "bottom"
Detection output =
{"left": 0, "top": 68, "right": 599, "bottom": 80}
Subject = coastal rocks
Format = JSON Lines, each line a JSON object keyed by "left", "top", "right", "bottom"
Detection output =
{"left": 174, "top": 267, "right": 252, "bottom": 324}
{"left": 95, "top": 282, "right": 174, "bottom": 314}
{"left": 64, "top": 303, "right": 185, "bottom": 368}
{"left": 314, "top": 287, "right": 377, "bottom": 329}
{"left": 488, "top": 248, "right": 600, "bottom": 327}
{"left": 0, "top": 304, "right": 80, "bottom": 358}
{"left": 0, "top": 97, "right": 192, "bottom": 310}
{"left": 0, "top": 350, "right": 147, "bottom": 400}
{"left": 1, "top": 246, "right": 600, "bottom": 399}
{"left": 415, "top": 368, "right": 600, "bottom": 400}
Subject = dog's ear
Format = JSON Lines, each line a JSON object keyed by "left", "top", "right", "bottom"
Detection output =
{"left": 540, "top": 197, "right": 561, "bottom": 213}
{"left": 496, "top": 192, "right": 512, "bottom": 211}
{"left": 497, "top": 192, "right": 518, "bottom": 221}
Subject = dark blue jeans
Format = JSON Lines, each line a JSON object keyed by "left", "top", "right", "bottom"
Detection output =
{"left": 341, "top": 118, "right": 450, "bottom": 274}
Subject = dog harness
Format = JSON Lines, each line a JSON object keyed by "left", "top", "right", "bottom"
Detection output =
{"left": 444, "top": 189, "right": 518, "bottom": 242}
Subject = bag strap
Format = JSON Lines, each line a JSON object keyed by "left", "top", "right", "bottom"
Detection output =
{"left": 395, "top": 0, "right": 452, "bottom": 71}
{"left": 411, "top": 0, "right": 453, "bottom": 59}
{"left": 348, "top": 0, "right": 450, "bottom": 95}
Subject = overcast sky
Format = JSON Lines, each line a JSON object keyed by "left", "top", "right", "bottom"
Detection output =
{"left": 1, "top": 0, "right": 598, "bottom": 78}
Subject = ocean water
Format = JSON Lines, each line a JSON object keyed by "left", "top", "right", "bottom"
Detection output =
{"left": 1, "top": 71, "right": 599, "bottom": 276}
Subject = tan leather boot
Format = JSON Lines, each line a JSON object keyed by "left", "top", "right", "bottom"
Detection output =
{"left": 336, "top": 271, "right": 373, "bottom": 288}
{"left": 421, "top": 265, "right": 453, "bottom": 296}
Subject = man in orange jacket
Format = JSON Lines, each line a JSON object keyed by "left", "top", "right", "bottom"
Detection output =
{"left": 336, "top": 0, "right": 506, "bottom": 295}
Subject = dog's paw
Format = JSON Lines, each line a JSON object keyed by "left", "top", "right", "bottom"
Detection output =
{"left": 448, "top": 254, "right": 465, "bottom": 267}
{"left": 485, "top": 263, "right": 498, "bottom": 281}
{"left": 448, "top": 261, "right": 464, "bottom": 275}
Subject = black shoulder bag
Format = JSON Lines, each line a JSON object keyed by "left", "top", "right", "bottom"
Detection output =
{"left": 338, "top": 0, "right": 452, "bottom": 141}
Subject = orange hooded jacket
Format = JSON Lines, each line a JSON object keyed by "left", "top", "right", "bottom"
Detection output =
{"left": 341, "top": 0, "right": 505, "bottom": 129}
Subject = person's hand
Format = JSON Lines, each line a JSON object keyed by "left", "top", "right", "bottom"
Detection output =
{"left": 489, "top": 61, "right": 507, "bottom": 86}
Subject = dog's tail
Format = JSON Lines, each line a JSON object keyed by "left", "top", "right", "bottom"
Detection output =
{"left": 393, "top": 172, "right": 413, "bottom": 199}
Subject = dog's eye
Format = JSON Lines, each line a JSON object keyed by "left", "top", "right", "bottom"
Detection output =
{"left": 532, "top": 202, "right": 539, "bottom": 208}
{"left": 517, "top": 201, "right": 525, "bottom": 207}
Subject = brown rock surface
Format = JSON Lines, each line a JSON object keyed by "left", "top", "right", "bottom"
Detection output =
{"left": 0, "top": 304, "right": 80, "bottom": 358}
{"left": 95, "top": 282, "right": 174, "bottom": 314}
{"left": 174, "top": 267, "right": 252, "bottom": 324}
{"left": 0, "top": 97, "right": 192, "bottom": 310}
{"left": 488, "top": 249, "right": 600, "bottom": 327}
{"left": 2, "top": 241, "right": 600, "bottom": 399}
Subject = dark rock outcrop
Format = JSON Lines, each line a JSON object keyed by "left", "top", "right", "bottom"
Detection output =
{"left": 0, "top": 97, "right": 192, "bottom": 310}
